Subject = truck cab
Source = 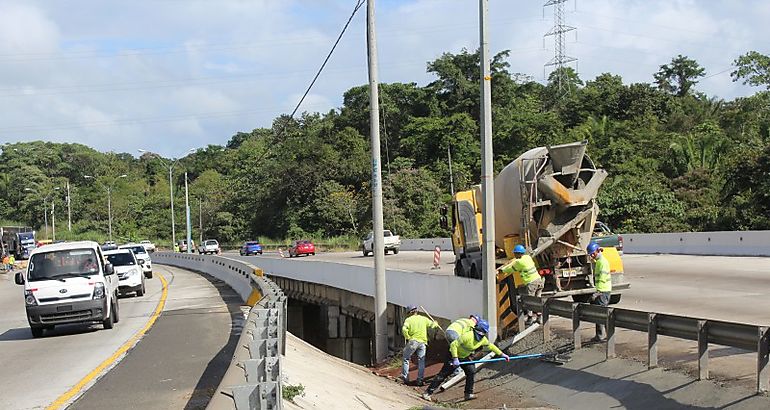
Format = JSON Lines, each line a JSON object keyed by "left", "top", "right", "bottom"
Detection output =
{"left": 14, "top": 241, "right": 120, "bottom": 337}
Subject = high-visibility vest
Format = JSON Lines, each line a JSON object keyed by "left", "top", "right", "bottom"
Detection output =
{"left": 514, "top": 255, "right": 539, "bottom": 285}
{"left": 594, "top": 253, "right": 612, "bottom": 292}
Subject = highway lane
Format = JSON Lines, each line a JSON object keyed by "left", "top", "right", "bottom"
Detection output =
{"left": 0, "top": 264, "right": 241, "bottom": 409}
{"left": 227, "top": 250, "right": 770, "bottom": 324}
{"left": 0, "top": 267, "right": 164, "bottom": 410}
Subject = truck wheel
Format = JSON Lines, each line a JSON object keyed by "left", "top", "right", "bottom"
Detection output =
{"left": 31, "top": 327, "right": 44, "bottom": 338}
{"left": 145, "top": 271, "right": 153, "bottom": 279}
{"left": 137, "top": 284, "right": 145, "bottom": 297}
{"left": 363, "top": 249, "right": 369, "bottom": 256}
{"left": 384, "top": 249, "right": 389, "bottom": 255}
{"left": 113, "top": 297, "right": 120, "bottom": 323}
{"left": 609, "top": 294, "right": 621, "bottom": 304}
{"left": 393, "top": 248, "right": 399, "bottom": 255}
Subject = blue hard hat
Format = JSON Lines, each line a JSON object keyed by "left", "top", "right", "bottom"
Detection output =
{"left": 513, "top": 244, "right": 526, "bottom": 254}
{"left": 406, "top": 305, "right": 418, "bottom": 312}
{"left": 473, "top": 318, "right": 489, "bottom": 339}
{"left": 587, "top": 242, "right": 600, "bottom": 254}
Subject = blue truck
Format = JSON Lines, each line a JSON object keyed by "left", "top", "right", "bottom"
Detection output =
{"left": 1, "top": 227, "right": 37, "bottom": 260}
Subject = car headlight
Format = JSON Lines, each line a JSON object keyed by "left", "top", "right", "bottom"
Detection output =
{"left": 93, "top": 282, "right": 105, "bottom": 299}
{"left": 24, "top": 290, "right": 37, "bottom": 306}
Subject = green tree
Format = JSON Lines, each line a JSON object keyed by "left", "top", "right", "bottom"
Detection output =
{"left": 732, "top": 51, "right": 770, "bottom": 89}
{"left": 654, "top": 55, "right": 705, "bottom": 97}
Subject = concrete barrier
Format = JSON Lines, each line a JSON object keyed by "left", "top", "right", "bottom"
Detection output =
{"left": 400, "top": 238, "right": 453, "bottom": 251}
{"left": 403, "top": 231, "right": 770, "bottom": 256}
{"left": 623, "top": 231, "right": 770, "bottom": 256}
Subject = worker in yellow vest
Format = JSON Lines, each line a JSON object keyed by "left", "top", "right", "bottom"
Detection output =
{"left": 401, "top": 305, "right": 438, "bottom": 386}
{"left": 422, "top": 318, "right": 509, "bottom": 402}
{"left": 500, "top": 245, "right": 543, "bottom": 326}
{"left": 588, "top": 241, "right": 612, "bottom": 342}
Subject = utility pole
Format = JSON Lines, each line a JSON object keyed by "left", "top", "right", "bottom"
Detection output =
{"left": 479, "top": 0, "right": 497, "bottom": 341}
{"left": 367, "top": 0, "right": 388, "bottom": 363}
{"left": 66, "top": 180, "right": 71, "bottom": 232}
{"left": 184, "top": 172, "right": 192, "bottom": 254}
{"left": 43, "top": 198, "right": 49, "bottom": 239}
{"left": 448, "top": 145, "right": 455, "bottom": 196}
{"left": 198, "top": 198, "right": 203, "bottom": 245}
{"left": 170, "top": 166, "right": 176, "bottom": 248}
{"left": 51, "top": 199, "right": 56, "bottom": 241}
{"left": 107, "top": 186, "right": 113, "bottom": 241}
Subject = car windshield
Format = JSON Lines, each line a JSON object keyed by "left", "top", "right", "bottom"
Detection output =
{"left": 106, "top": 253, "right": 136, "bottom": 266}
{"left": 246, "top": 242, "right": 259, "bottom": 246}
{"left": 28, "top": 249, "right": 99, "bottom": 281}
{"left": 124, "top": 245, "right": 146, "bottom": 255}
{"left": 205, "top": 240, "right": 218, "bottom": 246}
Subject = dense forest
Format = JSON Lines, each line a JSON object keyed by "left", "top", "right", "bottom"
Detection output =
{"left": 2, "top": 49, "right": 770, "bottom": 246}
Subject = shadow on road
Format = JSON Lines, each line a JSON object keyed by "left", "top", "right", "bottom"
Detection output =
{"left": 0, "top": 324, "right": 99, "bottom": 341}
{"left": 184, "top": 272, "right": 245, "bottom": 410}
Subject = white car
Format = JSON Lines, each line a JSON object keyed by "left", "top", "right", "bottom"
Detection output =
{"left": 198, "top": 239, "right": 220, "bottom": 255}
{"left": 361, "top": 230, "right": 401, "bottom": 256}
{"left": 14, "top": 241, "right": 120, "bottom": 337}
{"left": 119, "top": 243, "right": 153, "bottom": 279}
{"left": 139, "top": 240, "right": 156, "bottom": 253}
{"left": 105, "top": 249, "right": 146, "bottom": 297}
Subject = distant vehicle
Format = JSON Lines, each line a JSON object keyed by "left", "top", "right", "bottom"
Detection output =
{"left": 289, "top": 240, "right": 315, "bottom": 257}
{"left": 592, "top": 221, "right": 623, "bottom": 255}
{"left": 139, "top": 240, "right": 156, "bottom": 253}
{"left": 198, "top": 239, "right": 220, "bottom": 255}
{"left": 177, "top": 239, "right": 195, "bottom": 253}
{"left": 101, "top": 241, "right": 118, "bottom": 251}
{"left": 1, "top": 227, "right": 37, "bottom": 260}
{"left": 105, "top": 249, "right": 146, "bottom": 297}
{"left": 361, "top": 230, "right": 401, "bottom": 256}
{"left": 14, "top": 240, "right": 120, "bottom": 337}
{"left": 240, "top": 240, "right": 263, "bottom": 256}
{"left": 119, "top": 244, "right": 153, "bottom": 279}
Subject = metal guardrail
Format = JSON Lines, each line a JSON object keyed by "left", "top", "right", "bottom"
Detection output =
{"left": 519, "top": 295, "right": 770, "bottom": 394}
{"left": 153, "top": 253, "right": 287, "bottom": 409}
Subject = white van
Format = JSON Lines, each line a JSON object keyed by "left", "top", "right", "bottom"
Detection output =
{"left": 14, "top": 241, "right": 120, "bottom": 338}
{"left": 105, "top": 248, "right": 146, "bottom": 297}
{"left": 119, "top": 243, "right": 153, "bottom": 279}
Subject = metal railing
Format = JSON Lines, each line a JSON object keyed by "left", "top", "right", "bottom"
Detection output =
{"left": 519, "top": 295, "right": 770, "bottom": 394}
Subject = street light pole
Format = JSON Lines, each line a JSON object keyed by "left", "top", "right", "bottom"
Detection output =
{"left": 51, "top": 199, "right": 56, "bottom": 241}
{"left": 84, "top": 174, "right": 126, "bottom": 242}
{"left": 43, "top": 197, "right": 49, "bottom": 239}
{"left": 184, "top": 172, "right": 192, "bottom": 254}
{"left": 66, "top": 180, "right": 72, "bottom": 232}
{"left": 138, "top": 148, "right": 194, "bottom": 248}
{"left": 198, "top": 198, "right": 203, "bottom": 245}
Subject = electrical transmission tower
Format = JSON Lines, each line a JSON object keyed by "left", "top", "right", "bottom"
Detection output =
{"left": 544, "top": 0, "right": 577, "bottom": 95}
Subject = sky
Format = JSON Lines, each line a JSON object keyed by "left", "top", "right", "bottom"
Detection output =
{"left": 0, "top": 0, "right": 767, "bottom": 157}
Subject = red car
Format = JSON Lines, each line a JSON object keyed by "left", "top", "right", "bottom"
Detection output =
{"left": 289, "top": 240, "right": 315, "bottom": 257}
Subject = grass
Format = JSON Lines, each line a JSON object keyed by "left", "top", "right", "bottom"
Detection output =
{"left": 282, "top": 383, "right": 306, "bottom": 403}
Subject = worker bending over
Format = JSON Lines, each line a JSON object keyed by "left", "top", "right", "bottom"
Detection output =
{"left": 588, "top": 241, "right": 612, "bottom": 342}
{"left": 500, "top": 245, "right": 543, "bottom": 325}
{"left": 445, "top": 314, "right": 478, "bottom": 343}
{"left": 422, "top": 318, "right": 508, "bottom": 402}
{"left": 401, "top": 305, "right": 438, "bottom": 386}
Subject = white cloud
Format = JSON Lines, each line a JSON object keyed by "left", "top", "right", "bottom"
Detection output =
{"left": 0, "top": 0, "right": 767, "bottom": 156}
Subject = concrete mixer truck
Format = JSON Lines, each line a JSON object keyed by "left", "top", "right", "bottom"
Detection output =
{"left": 441, "top": 140, "right": 629, "bottom": 330}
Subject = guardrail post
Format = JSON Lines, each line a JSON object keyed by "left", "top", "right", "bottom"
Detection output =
{"left": 697, "top": 320, "right": 709, "bottom": 380}
{"left": 572, "top": 303, "right": 581, "bottom": 350}
{"left": 606, "top": 307, "right": 616, "bottom": 359}
{"left": 542, "top": 298, "right": 550, "bottom": 343}
{"left": 648, "top": 313, "right": 658, "bottom": 369}
{"left": 758, "top": 326, "right": 769, "bottom": 394}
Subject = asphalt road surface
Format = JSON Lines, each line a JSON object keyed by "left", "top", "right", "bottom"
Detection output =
{"left": 0, "top": 265, "right": 241, "bottom": 410}
{"left": 229, "top": 250, "right": 770, "bottom": 324}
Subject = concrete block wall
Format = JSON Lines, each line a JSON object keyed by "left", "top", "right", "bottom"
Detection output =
{"left": 400, "top": 238, "right": 453, "bottom": 251}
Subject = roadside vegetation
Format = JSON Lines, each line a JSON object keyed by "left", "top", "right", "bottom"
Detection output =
{"left": 2, "top": 49, "right": 770, "bottom": 245}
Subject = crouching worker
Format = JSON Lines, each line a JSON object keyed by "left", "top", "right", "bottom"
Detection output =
{"left": 401, "top": 305, "right": 438, "bottom": 386}
{"left": 422, "top": 319, "right": 509, "bottom": 402}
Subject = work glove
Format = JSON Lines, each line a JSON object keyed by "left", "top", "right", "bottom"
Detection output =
{"left": 451, "top": 357, "right": 460, "bottom": 367}
{"left": 502, "top": 353, "right": 510, "bottom": 362}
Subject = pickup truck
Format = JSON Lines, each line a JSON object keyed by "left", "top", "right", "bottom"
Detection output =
{"left": 198, "top": 239, "right": 220, "bottom": 255}
{"left": 592, "top": 221, "right": 623, "bottom": 255}
{"left": 361, "top": 230, "right": 401, "bottom": 256}
{"left": 140, "top": 240, "right": 156, "bottom": 253}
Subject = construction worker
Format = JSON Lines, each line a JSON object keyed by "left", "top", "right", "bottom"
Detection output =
{"left": 2, "top": 254, "right": 9, "bottom": 271}
{"left": 588, "top": 241, "right": 611, "bottom": 342}
{"left": 500, "top": 244, "right": 543, "bottom": 325}
{"left": 422, "top": 318, "right": 509, "bottom": 402}
{"left": 445, "top": 314, "right": 478, "bottom": 343}
{"left": 401, "top": 305, "right": 438, "bottom": 386}
{"left": 8, "top": 254, "right": 15, "bottom": 271}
